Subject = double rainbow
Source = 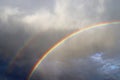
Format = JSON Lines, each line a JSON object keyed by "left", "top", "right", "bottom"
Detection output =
{"left": 6, "top": 21, "right": 120, "bottom": 79}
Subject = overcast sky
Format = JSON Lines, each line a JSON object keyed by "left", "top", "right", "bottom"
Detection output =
{"left": 0, "top": 0, "right": 120, "bottom": 32}
{"left": 0, "top": 0, "right": 120, "bottom": 80}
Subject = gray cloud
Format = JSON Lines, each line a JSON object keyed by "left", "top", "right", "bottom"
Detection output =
{"left": 0, "top": 0, "right": 108, "bottom": 31}
{"left": 22, "top": 0, "right": 105, "bottom": 30}
{"left": 0, "top": 0, "right": 120, "bottom": 32}
{"left": 0, "top": 28, "right": 73, "bottom": 80}
{"left": 0, "top": 0, "right": 55, "bottom": 13}
{"left": 0, "top": 0, "right": 120, "bottom": 80}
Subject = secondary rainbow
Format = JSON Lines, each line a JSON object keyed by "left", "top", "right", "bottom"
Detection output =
{"left": 7, "top": 33, "right": 39, "bottom": 73}
{"left": 28, "top": 21, "right": 120, "bottom": 80}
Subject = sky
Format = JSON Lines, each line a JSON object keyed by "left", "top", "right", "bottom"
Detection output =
{"left": 1, "top": 0, "right": 120, "bottom": 31}
{"left": 0, "top": 0, "right": 120, "bottom": 80}
{"left": 35, "top": 25, "right": 120, "bottom": 80}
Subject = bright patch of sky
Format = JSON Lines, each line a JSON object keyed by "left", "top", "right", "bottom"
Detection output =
{"left": 90, "top": 52, "right": 104, "bottom": 63}
{"left": 90, "top": 52, "right": 120, "bottom": 74}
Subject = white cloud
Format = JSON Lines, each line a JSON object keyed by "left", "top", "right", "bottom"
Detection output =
{"left": 0, "top": 7, "right": 21, "bottom": 22}
{"left": 1, "top": 0, "right": 120, "bottom": 32}
{"left": 22, "top": 0, "right": 106, "bottom": 31}
{"left": 91, "top": 52, "right": 104, "bottom": 63}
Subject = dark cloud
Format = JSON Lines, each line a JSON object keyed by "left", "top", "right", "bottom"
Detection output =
{"left": 0, "top": 2, "right": 74, "bottom": 79}
{"left": 0, "top": 20, "right": 73, "bottom": 79}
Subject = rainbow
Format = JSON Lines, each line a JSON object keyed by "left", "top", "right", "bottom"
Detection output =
{"left": 27, "top": 21, "right": 120, "bottom": 80}
{"left": 7, "top": 32, "right": 40, "bottom": 73}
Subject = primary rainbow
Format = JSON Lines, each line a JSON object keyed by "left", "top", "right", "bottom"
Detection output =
{"left": 28, "top": 21, "right": 120, "bottom": 80}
